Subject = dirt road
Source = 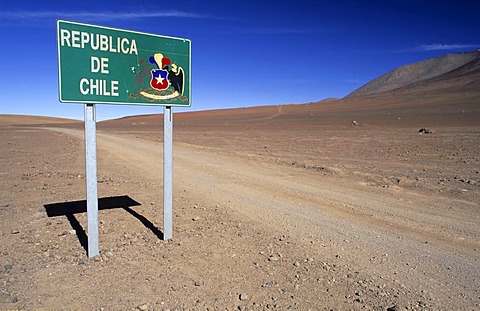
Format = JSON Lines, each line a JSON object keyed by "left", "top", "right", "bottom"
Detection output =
{"left": 66, "top": 128, "right": 480, "bottom": 307}
{"left": 1, "top": 123, "right": 479, "bottom": 310}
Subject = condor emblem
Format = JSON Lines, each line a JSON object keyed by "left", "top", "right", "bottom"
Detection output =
{"left": 134, "top": 53, "right": 185, "bottom": 100}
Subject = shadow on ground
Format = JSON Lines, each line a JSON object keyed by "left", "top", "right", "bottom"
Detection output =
{"left": 44, "top": 195, "right": 164, "bottom": 254}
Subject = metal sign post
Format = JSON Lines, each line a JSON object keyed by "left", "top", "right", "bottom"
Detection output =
{"left": 84, "top": 103, "right": 99, "bottom": 257}
{"left": 163, "top": 106, "right": 173, "bottom": 240}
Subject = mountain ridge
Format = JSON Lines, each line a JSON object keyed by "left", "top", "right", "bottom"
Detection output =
{"left": 346, "top": 50, "right": 480, "bottom": 98}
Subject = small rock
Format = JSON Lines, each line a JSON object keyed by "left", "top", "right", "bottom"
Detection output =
{"left": 239, "top": 293, "right": 248, "bottom": 301}
{"left": 137, "top": 303, "right": 148, "bottom": 310}
{"left": 69, "top": 229, "right": 76, "bottom": 235}
{"left": 351, "top": 120, "right": 359, "bottom": 126}
{"left": 194, "top": 280, "right": 204, "bottom": 286}
{"left": 268, "top": 255, "right": 279, "bottom": 262}
{"left": 419, "top": 128, "right": 435, "bottom": 134}
{"left": 387, "top": 304, "right": 401, "bottom": 311}
{"left": 10, "top": 230, "right": 20, "bottom": 234}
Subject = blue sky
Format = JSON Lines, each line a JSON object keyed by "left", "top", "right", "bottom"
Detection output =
{"left": 1, "top": 0, "right": 479, "bottom": 120}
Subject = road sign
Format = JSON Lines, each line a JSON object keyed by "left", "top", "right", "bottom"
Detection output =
{"left": 57, "top": 20, "right": 191, "bottom": 106}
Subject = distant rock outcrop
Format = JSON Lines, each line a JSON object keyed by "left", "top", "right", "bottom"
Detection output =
{"left": 346, "top": 50, "right": 480, "bottom": 98}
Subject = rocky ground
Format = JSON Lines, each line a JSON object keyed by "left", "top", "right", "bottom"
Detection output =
{"left": 0, "top": 104, "right": 479, "bottom": 310}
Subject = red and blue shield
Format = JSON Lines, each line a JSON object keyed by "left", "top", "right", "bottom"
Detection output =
{"left": 150, "top": 69, "right": 169, "bottom": 90}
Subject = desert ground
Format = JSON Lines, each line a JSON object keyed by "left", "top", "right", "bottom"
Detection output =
{"left": 1, "top": 85, "right": 479, "bottom": 310}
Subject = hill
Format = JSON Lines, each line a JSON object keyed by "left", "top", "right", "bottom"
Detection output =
{"left": 346, "top": 50, "right": 480, "bottom": 98}
{"left": 99, "top": 51, "right": 480, "bottom": 131}
{"left": 0, "top": 114, "right": 80, "bottom": 127}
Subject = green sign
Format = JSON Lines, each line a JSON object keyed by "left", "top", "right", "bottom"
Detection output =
{"left": 57, "top": 20, "right": 191, "bottom": 106}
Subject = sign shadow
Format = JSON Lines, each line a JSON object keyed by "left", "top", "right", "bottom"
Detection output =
{"left": 44, "top": 195, "right": 164, "bottom": 253}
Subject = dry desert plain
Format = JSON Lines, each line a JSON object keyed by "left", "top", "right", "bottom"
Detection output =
{"left": 1, "top": 91, "right": 480, "bottom": 309}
